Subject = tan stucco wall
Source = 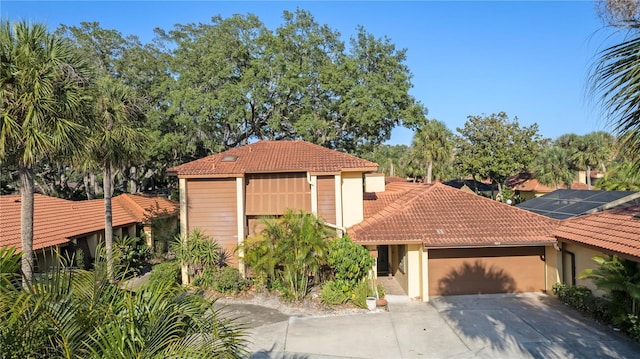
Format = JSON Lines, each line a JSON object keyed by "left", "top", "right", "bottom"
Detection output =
{"left": 341, "top": 172, "right": 364, "bottom": 228}
{"left": 562, "top": 242, "right": 607, "bottom": 294}
{"left": 393, "top": 245, "right": 409, "bottom": 294}
{"left": 545, "top": 245, "right": 560, "bottom": 292}
{"left": 406, "top": 244, "right": 423, "bottom": 299}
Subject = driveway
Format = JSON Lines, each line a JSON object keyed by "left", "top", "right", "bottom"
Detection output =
{"left": 242, "top": 293, "right": 640, "bottom": 358}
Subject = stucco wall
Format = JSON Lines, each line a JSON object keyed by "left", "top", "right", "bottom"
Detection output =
{"left": 341, "top": 172, "right": 364, "bottom": 228}
{"left": 561, "top": 242, "right": 606, "bottom": 294}
{"left": 393, "top": 245, "right": 409, "bottom": 294}
{"left": 545, "top": 245, "right": 560, "bottom": 292}
{"left": 406, "top": 244, "right": 423, "bottom": 299}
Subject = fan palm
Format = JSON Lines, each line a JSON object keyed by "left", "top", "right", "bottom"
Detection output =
{"left": 534, "top": 146, "right": 575, "bottom": 189}
{"left": 0, "top": 21, "right": 90, "bottom": 284}
{"left": 411, "top": 119, "right": 453, "bottom": 184}
{"left": 84, "top": 76, "right": 148, "bottom": 278}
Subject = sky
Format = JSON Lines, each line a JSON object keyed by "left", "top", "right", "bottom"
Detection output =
{"left": 0, "top": 1, "right": 626, "bottom": 146}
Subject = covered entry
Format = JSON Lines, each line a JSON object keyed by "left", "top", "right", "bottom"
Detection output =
{"left": 428, "top": 247, "right": 545, "bottom": 296}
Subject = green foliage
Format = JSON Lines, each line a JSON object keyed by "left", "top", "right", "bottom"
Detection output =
{"left": 581, "top": 255, "right": 640, "bottom": 317}
{"left": 408, "top": 119, "right": 455, "bottom": 183}
{"left": 351, "top": 279, "right": 375, "bottom": 309}
{"left": 596, "top": 161, "right": 640, "bottom": 191}
{"left": 327, "top": 236, "right": 374, "bottom": 289}
{"left": 455, "top": 112, "right": 544, "bottom": 194}
{"left": 320, "top": 280, "right": 351, "bottom": 305}
{"left": 533, "top": 145, "right": 575, "bottom": 189}
{"left": 172, "top": 228, "right": 221, "bottom": 283}
{"left": 148, "top": 260, "right": 181, "bottom": 287}
{"left": 0, "top": 249, "right": 248, "bottom": 358}
{"left": 113, "top": 235, "right": 150, "bottom": 277}
{"left": 590, "top": 25, "right": 640, "bottom": 170}
{"left": 241, "top": 210, "right": 333, "bottom": 301}
{"left": 194, "top": 266, "right": 249, "bottom": 294}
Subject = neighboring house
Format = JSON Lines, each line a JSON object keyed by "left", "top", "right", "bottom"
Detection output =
{"left": 554, "top": 205, "right": 640, "bottom": 293}
{"left": 442, "top": 179, "right": 498, "bottom": 198}
{"left": 167, "top": 140, "right": 378, "bottom": 265}
{"left": 348, "top": 181, "right": 560, "bottom": 301}
{"left": 0, "top": 193, "right": 178, "bottom": 271}
{"left": 516, "top": 189, "right": 640, "bottom": 220}
{"left": 507, "top": 172, "right": 591, "bottom": 200}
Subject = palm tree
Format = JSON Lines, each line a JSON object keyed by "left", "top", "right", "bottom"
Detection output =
{"left": 0, "top": 21, "right": 90, "bottom": 284}
{"left": 533, "top": 146, "right": 575, "bottom": 189}
{"left": 85, "top": 76, "right": 148, "bottom": 278}
{"left": 411, "top": 119, "right": 454, "bottom": 184}
{"left": 0, "top": 247, "right": 248, "bottom": 358}
{"left": 591, "top": 28, "right": 640, "bottom": 169}
{"left": 596, "top": 161, "right": 640, "bottom": 190}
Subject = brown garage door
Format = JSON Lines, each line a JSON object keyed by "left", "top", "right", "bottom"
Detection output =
{"left": 428, "top": 247, "right": 545, "bottom": 296}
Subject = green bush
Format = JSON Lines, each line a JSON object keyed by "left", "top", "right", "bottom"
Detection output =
{"left": 172, "top": 229, "right": 223, "bottom": 284}
{"left": 320, "top": 280, "right": 351, "bottom": 305}
{"left": 327, "top": 236, "right": 374, "bottom": 289}
{"left": 351, "top": 279, "right": 374, "bottom": 309}
{"left": 241, "top": 210, "right": 333, "bottom": 301}
{"left": 148, "top": 260, "right": 181, "bottom": 286}
{"left": 114, "top": 236, "right": 151, "bottom": 277}
{"left": 194, "top": 266, "right": 249, "bottom": 294}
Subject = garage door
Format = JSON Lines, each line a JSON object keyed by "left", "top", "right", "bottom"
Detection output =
{"left": 428, "top": 247, "right": 545, "bottom": 296}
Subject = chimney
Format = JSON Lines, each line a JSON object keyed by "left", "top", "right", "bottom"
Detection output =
{"left": 364, "top": 173, "right": 386, "bottom": 192}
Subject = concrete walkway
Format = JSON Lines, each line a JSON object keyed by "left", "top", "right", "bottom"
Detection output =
{"left": 247, "top": 293, "right": 640, "bottom": 359}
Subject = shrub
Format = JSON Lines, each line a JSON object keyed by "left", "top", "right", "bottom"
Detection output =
{"left": 241, "top": 210, "right": 333, "bottom": 301}
{"left": 194, "top": 266, "right": 249, "bottom": 294}
{"left": 148, "top": 260, "right": 181, "bottom": 286}
{"left": 351, "top": 279, "right": 374, "bottom": 309}
{"left": 320, "top": 280, "right": 351, "bottom": 305}
{"left": 172, "top": 229, "right": 222, "bottom": 284}
{"left": 327, "top": 236, "right": 374, "bottom": 289}
{"left": 114, "top": 236, "right": 151, "bottom": 277}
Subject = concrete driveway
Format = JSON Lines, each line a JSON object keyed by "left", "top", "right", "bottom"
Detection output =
{"left": 244, "top": 293, "right": 640, "bottom": 358}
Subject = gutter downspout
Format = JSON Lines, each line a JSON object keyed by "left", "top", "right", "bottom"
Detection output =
{"left": 324, "top": 222, "right": 347, "bottom": 235}
{"left": 554, "top": 242, "right": 576, "bottom": 286}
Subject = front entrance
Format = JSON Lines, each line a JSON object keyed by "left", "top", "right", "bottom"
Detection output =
{"left": 377, "top": 245, "right": 389, "bottom": 276}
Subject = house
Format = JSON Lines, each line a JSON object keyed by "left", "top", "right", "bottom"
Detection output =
{"left": 554, "top": 204, "right": 640, "bottom": 293}
{"left": 348, "top": 181, "right": 560, "bottom": 301}
{"left": 0, "top": 193, "right": 178, "bottom": 270}
{"left": 166, "top": 140, "right": 378, "bottom": 265}
{"left": 506, "top": 171, "right": 592, "bottom": 200}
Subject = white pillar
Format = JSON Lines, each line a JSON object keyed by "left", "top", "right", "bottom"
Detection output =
{"left": 236, "top": 177, "right": 246, "bottom": 276}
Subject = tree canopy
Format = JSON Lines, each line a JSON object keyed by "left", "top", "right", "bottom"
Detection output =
{"left": 455, "top": 112, "right": 544, "bottom": 193}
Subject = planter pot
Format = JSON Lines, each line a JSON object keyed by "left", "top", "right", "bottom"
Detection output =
{"left": 366, "top": 297, "right": 376, "bottom": 310}
{"left": 376, "top": 298, "right": 388, "bottom": 307}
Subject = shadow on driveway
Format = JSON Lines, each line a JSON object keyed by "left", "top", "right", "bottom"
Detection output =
{"left": 431, "top": 293, "right": 640, "bottom": 358}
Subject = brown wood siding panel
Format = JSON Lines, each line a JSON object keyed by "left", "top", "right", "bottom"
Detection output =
{"left": 245, "top": 173, "right": 311, "bottom": 215}
{"left": 428, "top": 247, "right": 545, "bottom": 296}
{"left": 186, "top": 179, "right": 238, "bottom": 261}
{"left": 317, "top": 176, "right": 336, "bottom": 224}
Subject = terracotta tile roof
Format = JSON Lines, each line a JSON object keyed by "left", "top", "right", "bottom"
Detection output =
{"left": 554, "top": 205, "right": 640, "bottom": 260}
{"left": 507, "top": 172, "right": 589, "bottom": 193}
{"left": 348, "top": 182, "right": 559, "bottom": 246}
{"left": 167, "top": 140, "right": 378, "bottom": 177}
{"left": 0, "top": 194, "right": 177, "bottom": 252}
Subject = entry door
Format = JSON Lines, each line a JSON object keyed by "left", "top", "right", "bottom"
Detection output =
{"left": 377, "top": 245, "right": 389, "bottom": 276}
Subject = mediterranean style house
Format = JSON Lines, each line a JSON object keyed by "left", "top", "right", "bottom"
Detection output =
{"left": 169, "top": 140, "right": 570, "bottom": 301}
{"left": 167, "top": 140, "right": 379, "bottom": 264}
{"left": 0, "top": 193, "right": 178, "bottom": 271}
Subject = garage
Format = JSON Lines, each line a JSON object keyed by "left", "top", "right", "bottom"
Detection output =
{"left": 428, "top": 247, "right": 546, "bottom": 296}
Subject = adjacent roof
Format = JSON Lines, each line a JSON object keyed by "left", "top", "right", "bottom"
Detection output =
{"left": 506, "top": 172, "right": 589, "bottom": 193}
{"left": 348, "top": 182, "right": 558, "bottom": 247}
{"left": 516, "top": 189, "right": 640, "bottom": 220}
{"left": 0, "top": 194, "right": 178, "bottom": 251}
{"left": 442, "top": 179, "right": 497, "bottom": 192}
{"left": 554, "top": 205, "right": 640, "bottom": 260}
{"left": 167, "top": 140, "right": 378, "bottom": 177}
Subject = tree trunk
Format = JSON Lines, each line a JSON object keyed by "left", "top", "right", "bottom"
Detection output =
{"left": 91, "top": 172, "right": 99, "bottom": 196}
{"left": 587, "top": 166, "right": 592, "bottom": 190}
{"left": 104, "top": 164, "right": 114, "bottom": 279}
{"left": 84, "top": 173, "right": 94, "bottom": 199}
{"left": 129, "top": 166, "right": 137, "bottom": 194}
{"left": 20, "top": 165, "right": 35, "bottom": 288}
{"left": 389, "top": 161, "right": 395, "bottom": 177}
{"left": 426, "top": 161, "right": 433, "bottom": 184}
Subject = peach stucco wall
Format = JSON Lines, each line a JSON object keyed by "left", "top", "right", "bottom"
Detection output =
{"left": 341, "top": 172, "right": 364, "bottom": 228}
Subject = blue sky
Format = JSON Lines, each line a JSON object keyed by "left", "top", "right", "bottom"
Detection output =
{"left": 1, "top": 1, "right": 623, "bottom": 145}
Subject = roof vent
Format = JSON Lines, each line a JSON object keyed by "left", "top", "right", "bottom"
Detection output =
{"left": 220, "top": 155, "right": 238, "bottom": 162}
